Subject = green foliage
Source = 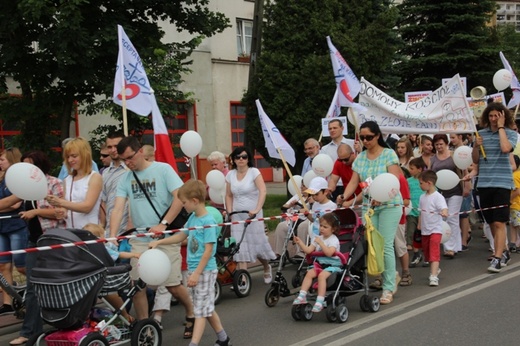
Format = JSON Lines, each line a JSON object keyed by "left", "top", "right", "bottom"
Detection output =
{"left": 242, "top": 0, "right": 400, "bottom": 173}
{"left": 396, "top": 0, "right": 499, "bottom": 93}
{"left": 0, "top": 0, "right": 229, "bottom": 164}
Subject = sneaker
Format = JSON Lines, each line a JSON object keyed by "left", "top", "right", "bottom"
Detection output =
{"left": 422, "top": 261, "right": 430, "bottom": 267}
{"left": 154, "top": 320, "right": 163, "bottom": 330}
{"left": 461, "top": 245, "right": 469, "bottom": 252}
{"left": 409, "top": 252, "right": 422, "bottom": 268}
{"left": 0, "top": 304, "right": 14, "bottom": 316}
{"left": 488, "top": 257, "right": 502, "bottom": 273}
{"left": 501, "top": 251, "right": 511, "bottom": 267}
{"left": 429, "top": 275, "right": 439, "bottom": 286}
{"left": 292, "top": 294, "right": 307, "bottom": 305}
{"left": 215, "top": 337, "right": 232, "bottom": 346}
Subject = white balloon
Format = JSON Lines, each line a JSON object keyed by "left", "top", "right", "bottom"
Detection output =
{"left": 493, "top": 69, "right": 512, "bottom": 91}
{"left": 369, "top": 173, "right": 400, "bottom": 202}
{"left": 435, "top": 169, "right": 460, "bottom": 190}
{"left": 303, "top": 170, "right": 318, "bottom": 188}
{"left": 208, "top": 187, "right": 225, "bottom": 205}
{"left": 138, "top": 249, "right": 172, "bottom": 285}
{"left": 441, "top": 221, "right": 452, "bottom": 244}
{"left": 287, "top": 175, "right": 303, "bottom": 196}
{"left": 311, "top": 154, "right": 334, "bottom": 177}
{"left": 180, "top": 130, "right": 203, "bottom": 157}
{"left": 405, "top": 200, "right": 413, "bottom": 216}
{"left": 453, "top": 146, "right": 473, "bottom": 170}
{"left": 6, "top": 163, "right": 48, "bottom": 200}
{"left": 206, "top": 170, "right": 226, "bottom": 190}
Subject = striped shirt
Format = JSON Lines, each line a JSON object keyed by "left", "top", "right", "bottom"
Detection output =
{"left": 102, "top": 162, "right": 129, "bottom": 235}
{"left": 476, "top": 127, "right": 517, "bottom": 190}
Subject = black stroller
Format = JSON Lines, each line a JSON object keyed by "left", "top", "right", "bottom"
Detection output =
{"left": 291, "top": 208, "right": 380, "bottom": 323}
{"left": 28, "top": 228, "right": 161, "bottom": 346}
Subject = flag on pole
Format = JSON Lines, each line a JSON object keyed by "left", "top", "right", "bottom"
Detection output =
{"left": 500, "top": 51, "right": 520, "bottom": 109}
{"left": 256, "top": 99, "right": 296, "bottom": 167}
{"left": 326, "top": 36, "right": 366, "bottom": 112}
{"left": 325, "top": 88, "right": 341, "bottom": 118}
{"left": 151, "top": 98, "right": 179, "bottom": 173}
{"left": 113, "top": 25, "right": 154, "bottom": 116}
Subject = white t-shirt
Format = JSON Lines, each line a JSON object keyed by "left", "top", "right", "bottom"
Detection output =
{"left": 419, "top": 191, "right": 447, "bottom": 235}
{"left": 312, "top": 234, "right": 341, "bottom": 266}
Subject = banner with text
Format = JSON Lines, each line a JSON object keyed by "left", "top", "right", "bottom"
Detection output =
{"left": 354, "top": 75, "right": 476, "bottom": 134}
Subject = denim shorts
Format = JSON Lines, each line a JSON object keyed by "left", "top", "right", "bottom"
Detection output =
{"left": 0, "top": 228, "right": 28, "bottom": 267}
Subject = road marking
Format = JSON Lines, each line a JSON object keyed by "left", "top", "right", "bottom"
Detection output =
{"left": 289, "top": 262, "right": 520, "bottom": 346}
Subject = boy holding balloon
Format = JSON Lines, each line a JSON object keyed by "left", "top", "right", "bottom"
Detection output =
{"left": 149, "top": 180, "right": 231, "bottom": 346}
{"left": 417, "top": 170, "right": 448, "bottom": 287}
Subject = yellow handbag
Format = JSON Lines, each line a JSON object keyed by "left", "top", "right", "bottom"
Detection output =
{"left": 365, "top": 208, "right": 385, "bottom": 276}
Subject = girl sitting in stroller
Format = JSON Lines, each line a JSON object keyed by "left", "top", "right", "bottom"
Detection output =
{"left": 292, "top": 213, "right": 342, "bottom": 312}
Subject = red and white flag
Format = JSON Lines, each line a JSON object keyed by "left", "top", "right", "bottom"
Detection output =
{"left": 151, "top": 98, "right": 179, "bottom": 173}
{"left": 500, "top": 51, "right": 520, "bottom": 109}
{"left": 326, "top": 36, "right": 365, "bottom": 112}
{"left": 256, "top": 99, "right": 296, "bottom": 167}
{"left": 113, "top": 25, "right": 154, "bottom": 115}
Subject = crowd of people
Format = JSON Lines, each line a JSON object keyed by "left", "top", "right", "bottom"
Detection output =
{"left": 0, "top": 101, "right": 519, "bottom": 345}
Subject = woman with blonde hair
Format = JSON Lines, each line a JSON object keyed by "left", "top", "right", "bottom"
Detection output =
{"left": 395, "top": 136, "right": 414, "bottom": 173}
{"left": 0, "top": 148, "right": 29, "bottom": 316}
{"left": 47, "top": 137, "right": 102, "bottom": 229}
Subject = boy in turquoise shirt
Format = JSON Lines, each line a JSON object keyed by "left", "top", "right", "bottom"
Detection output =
{"left": 150, "top": 180, "right": 230, "bottom": 346}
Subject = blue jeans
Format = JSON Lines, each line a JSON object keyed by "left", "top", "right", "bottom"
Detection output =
{"left": 19, "top": 241, "right": 43, "bottom": 338}
{"left": 0, "top": 228, "right": 28, "bottom": 267}
{"left": 366, "top": 206, "right": 402, "bottom": 292}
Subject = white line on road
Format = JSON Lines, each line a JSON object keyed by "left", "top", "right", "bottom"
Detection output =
{"left": 289, "top": 262, "right": 520, "bottom": 346}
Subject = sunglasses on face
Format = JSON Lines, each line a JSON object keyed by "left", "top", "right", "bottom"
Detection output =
{"left": 359, "top": 135, "right": 376, "bottom": 142}
{"left": 100, "top": 154, "right": 110, "bottom": 158}
{"left": 235, "top": 154, "right": 248, "bottom": 160}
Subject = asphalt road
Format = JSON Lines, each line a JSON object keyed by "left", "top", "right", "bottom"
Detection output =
{"left": 1, "top": 225, "right": 519, "bottom": 345}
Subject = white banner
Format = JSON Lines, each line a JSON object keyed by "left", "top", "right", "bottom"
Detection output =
{"left": 354, "top": 74, "right": 476, "bottom": 134}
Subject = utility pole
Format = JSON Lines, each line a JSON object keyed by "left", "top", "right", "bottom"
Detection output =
{"left": 248, "top": 0, "right": 264, "bottom": 88}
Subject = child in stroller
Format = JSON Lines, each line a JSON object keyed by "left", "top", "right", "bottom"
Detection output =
{"left": 29, "top": 228, "right": 162, "bottom": 346}
{"left": 292, "top": 212, "right": 342, "bottom": 312}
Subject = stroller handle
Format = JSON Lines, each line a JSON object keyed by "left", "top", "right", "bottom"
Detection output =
{"left": 308, "top": 251, "right": 348, "bottom": 265}
{"left": 107, "top": 263, "right": 132, "bottom": 275}
{"left": 226, "top": 210, "right": 254, "bottom": 220}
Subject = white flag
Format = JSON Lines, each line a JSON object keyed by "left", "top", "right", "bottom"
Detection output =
{"left": 113, "top": 25, "right": 154, "bottom": 116}
{"left": 325, "top": 88, "right": 341, "bottom": 118}
{"left": 326, "top": 36, "right": 365, "bottom": 111}
{"left": 500, "top": 51, "right": 520, "bottom": 109}
{"left": 256, "top": 99, "right": 296, "bottom": 167}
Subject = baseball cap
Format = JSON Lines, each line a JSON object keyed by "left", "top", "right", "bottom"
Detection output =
{"left": 305, "top": 177, "right": 328, "bottom": 195}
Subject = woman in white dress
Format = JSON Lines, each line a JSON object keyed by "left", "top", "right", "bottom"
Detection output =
{"left": 47, "top": 137, "right": 102, "bottom": 229}
{"left": 225, "top": 146, "right": 276, "bottom": 284}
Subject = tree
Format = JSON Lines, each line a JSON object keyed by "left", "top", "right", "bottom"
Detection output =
{"left": 396, "top": 0, "right": 499, "bottom": 93}
{"left": 0, "top": 0, "right": 229, "bottom": 153}
{"left": 242, "top": 0, "right": 400, "bottom": 173}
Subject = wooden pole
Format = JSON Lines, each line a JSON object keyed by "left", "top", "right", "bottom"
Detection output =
{"left": 275, "top": 148, "right": 309, "bottom": 212}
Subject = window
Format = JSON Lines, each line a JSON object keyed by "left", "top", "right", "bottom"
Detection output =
{"left": 230, "top": 102, "right": 270, "bottom": 170}
{"left": 236, "top": 19, "right": 253, "bottom": 56}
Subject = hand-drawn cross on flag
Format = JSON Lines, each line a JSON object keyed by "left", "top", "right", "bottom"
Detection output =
{"left": 256, "top": 99, "right": 296, "bottom": 167}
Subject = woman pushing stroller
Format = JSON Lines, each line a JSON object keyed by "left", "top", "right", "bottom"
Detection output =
{"left": 292, "top": 213, "right": 342, "bottom": 312}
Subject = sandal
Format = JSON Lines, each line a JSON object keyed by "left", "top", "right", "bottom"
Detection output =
{"left": 312, "top": 301, "right": 324, "bottom": 312}
{"left": 292, "top": 294, "right": 308, "bottom": 305}
{"left": 10, "top": 336, "right": 28, "bottom": 346}
{"left": 264, "top": 265, "right": 272, "bottom": 284}
{"left": 183, "top": 317, "right": 195, "bottom": 339}
{"left": 399, "top": 273, "right": 413, "bottom": 286}
{"left": 443, "top": 250, "right": 455, "bottom": 259}
{"left": 380, "top": 290, "right": 393, "bottom": 305}
{"left": 369, "top": 277, "right": 382, "bottom": 290}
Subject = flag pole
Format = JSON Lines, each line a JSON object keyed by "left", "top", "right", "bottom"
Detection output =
{"left": 122, "top": 90, "right": 128, "bottom": 136}
{"left": 275, "top": 148, "right": 309, "bottom": 212}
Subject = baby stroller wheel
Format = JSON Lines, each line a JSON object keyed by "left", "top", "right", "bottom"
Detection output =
{"left": 131, "top": 318, "right": 162, "bottom": 346}
{"left": 214, "top": 280, "right": 222, "bottom": 305}
{"left": 325, "top": 304, "right": 337, "bottom": 322}
{"left": 368, "top": 295, "right": 380, "bottom": 313}
{"left": 335, "top": 303, "right": 349, "bottom": 323}
{"left": 26, "top": 329, "right": 57, "bottom": 346}
{"left": 299, "top": 303, "right": 314, "bottom": 321}
{"left": 79, "top": 332, "right": 109, "bottom": 346}
{"left": 264, "top": 287, "right": 280, "bottom": 307}
{"left": 359, "top": 294, "right": 370, "bottom": 312}
{"left": 232, "top": 269, "right": 251, "bottom": 298}
{"left": 291, "top": 274, "right": 302, "bottom": 289}
{"left": 291, "top": 305, "right": 302, "bottom": 321}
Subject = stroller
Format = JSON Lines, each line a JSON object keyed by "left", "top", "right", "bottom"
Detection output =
{"left": 214, "top": 211, "right": 253, "bottom": 304}
{"left": 291, "top": 208, "right": 380, "bottom": 323}
{"left": 28, "top": 228, "right": 161, "bottom": 346}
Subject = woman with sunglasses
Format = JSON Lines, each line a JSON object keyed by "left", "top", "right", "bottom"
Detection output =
{"left": 341, "top": 121, "right": 403, "bottom": 305}
{"left": 225, "top": 146, "right": 276, "bottom": 284}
